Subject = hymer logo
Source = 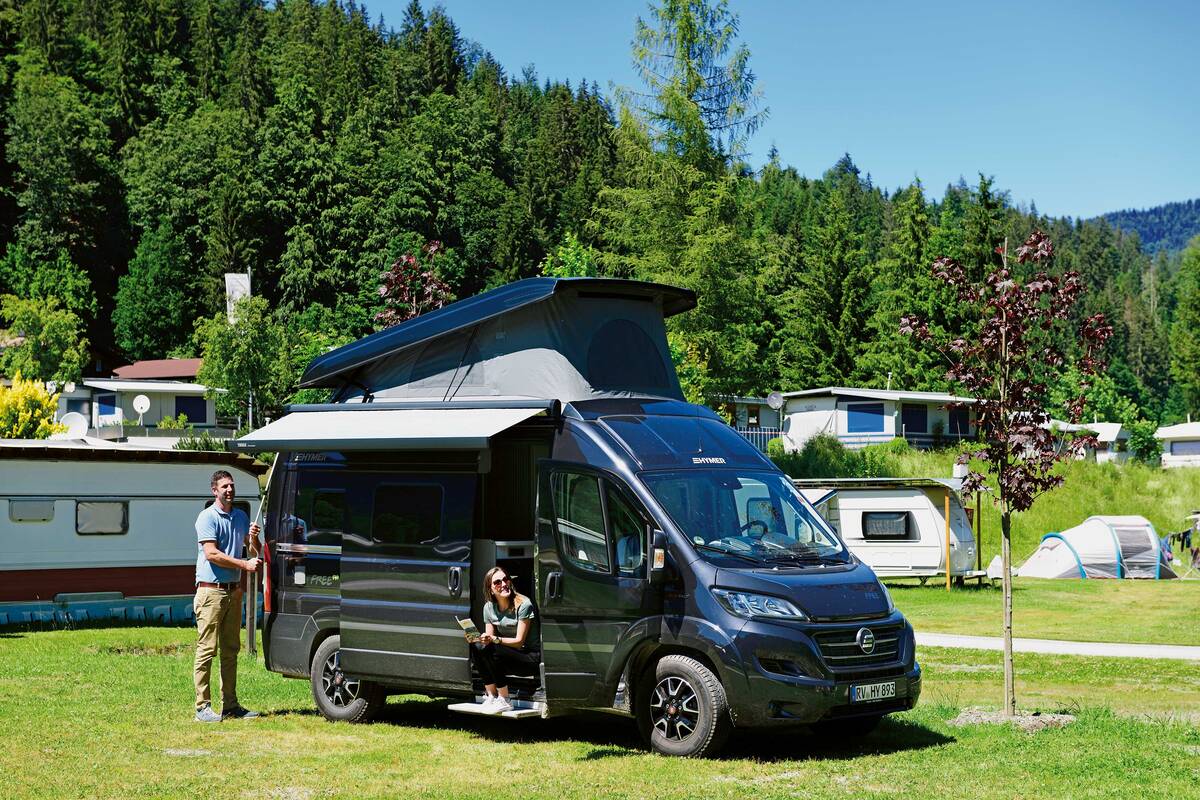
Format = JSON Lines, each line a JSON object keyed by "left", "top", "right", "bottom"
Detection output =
{"left": 692, "top": 456, "right": 727, "bottom": 465}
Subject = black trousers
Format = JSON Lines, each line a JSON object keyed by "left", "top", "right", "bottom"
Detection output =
{"left": 469, "top": 641, "right": 540, "bottom": 689}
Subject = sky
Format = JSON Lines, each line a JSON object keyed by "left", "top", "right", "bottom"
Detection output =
{"left": 365, "top": 0, "right": 1200, "bottom": 220}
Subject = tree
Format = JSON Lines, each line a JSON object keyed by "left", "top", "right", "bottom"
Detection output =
{"left": 195, "top": 295, "right": 291, "bottom": 428}
{"left": 540, "top": 232, "right": 597, "bottom": 278}
{"left": 626, "top": 0, "right": 766, "bottom": 169}
{"left": 113, "top": 222, "right": 190, "bottom": 360}
{"left": 375, "top": 240, "right": 452, "bottom": 329}
{"left": 902, "top": 230, "right": 1111, "bottom": 716}
{"left": 0, "top": 239, "right": 95, "bottom": 319}
{"left": 1170, "top": 238, "right": 1200, "bottom": 415}
{"left": 0, "top": 294, "right": 88, "bottom": 381}
{"left": 0, "top": 373, "right": 63, "bottom": 438}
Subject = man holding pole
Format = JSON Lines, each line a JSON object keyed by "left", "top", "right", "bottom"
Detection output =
{"left": 193, "top": 469, "right": 261, "bottom": 723}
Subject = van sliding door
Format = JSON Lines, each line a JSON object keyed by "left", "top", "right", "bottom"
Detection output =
{"left": 536, "top": 462, "right": 659, "bottom": 709}
{"left": 340, "top": 471, "right": 475, "bottom": 691}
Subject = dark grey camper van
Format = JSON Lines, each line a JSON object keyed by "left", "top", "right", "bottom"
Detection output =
{"left": 233, "top": 278, "right": 920, "bottom": 757}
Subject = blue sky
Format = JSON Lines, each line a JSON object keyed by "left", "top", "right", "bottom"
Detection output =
{"left": 366, "top": 1, "right": 1200, "bottom": 219}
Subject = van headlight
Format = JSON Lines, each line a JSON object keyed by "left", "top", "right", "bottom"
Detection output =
{"left": 711, "top": 588, "right": 808, "bottom": 621}
{"left": 878, "top": 580, "right": 895, "bottom": 613}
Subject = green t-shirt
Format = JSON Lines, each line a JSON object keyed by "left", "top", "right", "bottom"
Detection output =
{"left": 483, "top": 597, "right": 539, "bottom": 652}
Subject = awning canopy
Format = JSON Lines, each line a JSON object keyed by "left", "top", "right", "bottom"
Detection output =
{"left": 228, "top": 406, "right": 548, "bottom": 453}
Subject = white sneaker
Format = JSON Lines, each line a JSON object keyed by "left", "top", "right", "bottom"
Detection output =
{"left": 492, "top": 696, "right": 513, "bottom": 714}
{"left": 479, "top": 695, "right": 502, "bottom": 714}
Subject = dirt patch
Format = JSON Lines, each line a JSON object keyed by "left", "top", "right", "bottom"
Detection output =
{"left": 948, "top": 707, "right": 1076, "bottom": 733}
{"left": 91, "top": 643, "right": 191, "bottom": 657}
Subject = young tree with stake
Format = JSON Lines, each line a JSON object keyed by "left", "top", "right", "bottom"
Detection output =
{"left": 901, "top": 230, "right": 1112, "bottom": 716}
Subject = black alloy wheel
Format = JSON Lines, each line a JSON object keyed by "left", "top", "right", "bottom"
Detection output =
{"left": 309, "top": 634, "right": 384, "bottom": 723}
{"left": 636, "top": 654, "right": 731, "bottom": 757}
{"left": 650, "top": 675, "right": 701, "bottom": 742}
{"left": 321, "top": 648, "right": 361, "bottom": 708}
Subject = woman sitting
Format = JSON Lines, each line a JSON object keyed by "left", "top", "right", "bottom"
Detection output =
{"left": 471, "top": 566, "right": 540, "bottom": 714}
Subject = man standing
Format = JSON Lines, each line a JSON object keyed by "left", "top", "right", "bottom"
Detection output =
{"left": 193, "top": 469, "right": 261, "bottom": 722}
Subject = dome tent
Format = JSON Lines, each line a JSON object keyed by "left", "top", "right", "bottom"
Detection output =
{"left": 1017, "top": 515, "right": 1177, "bottom": 579}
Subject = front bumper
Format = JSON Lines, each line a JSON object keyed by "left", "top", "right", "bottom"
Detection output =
{"left": 723, "top": 613, "right": 922, "bottom": 727}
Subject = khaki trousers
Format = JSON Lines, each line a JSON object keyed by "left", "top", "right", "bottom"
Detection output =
{"left": 193, "top": 586, "right": 242, "bottom": 711}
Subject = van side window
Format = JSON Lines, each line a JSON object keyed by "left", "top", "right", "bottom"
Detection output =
{"left": 304, "top": 489, "right": 345, "bottom": 546}
{"left": 607, "top": 486, "right": 645, "bottom": 575}
{"left": 551, "top": 472, "right": 609, "bottom": 573}
{"left": 373, "top": 484, "right": 443, "bottom": 554}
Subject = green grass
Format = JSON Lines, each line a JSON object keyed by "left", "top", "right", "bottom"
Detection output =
{"left": 3, "top": 626, "right": 1200, "bottom": 799}
{"left": 890, "top": 577, "right": 1200, "bottom": 645}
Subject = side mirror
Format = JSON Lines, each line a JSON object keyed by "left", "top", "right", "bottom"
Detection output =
{"left": 648, "top": 529, "right": 668, "bottom": 586}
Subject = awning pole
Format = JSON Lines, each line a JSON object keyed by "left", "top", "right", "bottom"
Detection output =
{"left": 975, "top": 491, "right": 982, "bottom": 573}
{"left": 945, "top": 490, "right": 952, "bottom": 592}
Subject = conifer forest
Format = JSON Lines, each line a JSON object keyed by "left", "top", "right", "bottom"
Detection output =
{"left": 2, "top": 0, "right": 1199, "bottom": 430}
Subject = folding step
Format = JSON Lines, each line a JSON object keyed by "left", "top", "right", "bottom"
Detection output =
{"left": 447, "top": 700, "right": 543, "bottom": 720}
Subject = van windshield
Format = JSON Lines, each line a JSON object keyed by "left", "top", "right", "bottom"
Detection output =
{"left": 640, "top": 470, "right": 848, "bottom": 565}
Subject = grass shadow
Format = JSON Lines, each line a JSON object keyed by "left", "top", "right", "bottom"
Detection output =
{"left": 317, "top": 697, "right": 954, "bottom": 762}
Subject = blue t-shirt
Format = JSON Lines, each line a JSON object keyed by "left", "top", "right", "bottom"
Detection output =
{"left": 195, "top": 504, "right": 249, "bottom": 584}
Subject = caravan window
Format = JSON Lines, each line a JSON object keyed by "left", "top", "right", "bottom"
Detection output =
{"left": 862, "top": 511, "right": 914, "bottom": 541}
{"left": 846, "top": 403, "right": 885, "bottom": 434}
{"left": 551, "top": 472, "right": 610, "bottom": 573}
{"left": 9, "top": 499, "right": 55, "bottom": 523}
{"left": 76, "top": 501, "right": 128, "bottom": 535}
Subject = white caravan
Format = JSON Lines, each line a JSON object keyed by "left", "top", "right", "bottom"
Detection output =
{"left": 0, "top": 438, "right": 264, "bottom": 622}
{"left": 794, "top": 477, "right": 981, "bottom": 581}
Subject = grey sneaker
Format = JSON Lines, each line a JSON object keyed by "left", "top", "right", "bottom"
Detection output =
{"left": 221, "top": 705, "right": 260, "bottom": 720}
{"left": 195, "top": 704, "right": 221, "bottom": 723}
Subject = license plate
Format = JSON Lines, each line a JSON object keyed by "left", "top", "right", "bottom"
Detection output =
{"left": 851, "top": 681, "right": 897, "bottom": 703}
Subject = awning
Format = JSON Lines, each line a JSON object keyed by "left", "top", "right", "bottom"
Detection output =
{"left": 228, "top": 406, "right": 549, "bottom": 453}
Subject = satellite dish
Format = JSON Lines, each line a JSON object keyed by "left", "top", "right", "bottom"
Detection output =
{"left": 133, "top": 394, "right": 151, "bottom": 414}
{"left": 766, "top": 391, "right": 785, "bottom": 411}
{"left": 60, "top": 412, "right": 88, "bottom": 438}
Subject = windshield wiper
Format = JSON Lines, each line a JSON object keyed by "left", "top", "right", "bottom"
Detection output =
{"left": 763, "top": 550, "right": 843, "bottom": 565}
{"left": 693, "top": 542, "right": 766, "bottom": 565}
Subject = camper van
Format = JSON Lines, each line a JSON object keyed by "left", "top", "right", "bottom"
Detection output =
{"left": 0, "top": 439, "right": 264, "bottom": 624}
{"left": 234, "top": 278, "right": 920, "bottom": 757}
{"left": 795, "top": 478, "right": 981, "bottom": 582}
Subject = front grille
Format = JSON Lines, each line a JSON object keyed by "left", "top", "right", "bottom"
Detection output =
{"left": 812, "top": 623, "right": 902, "bottom": 670}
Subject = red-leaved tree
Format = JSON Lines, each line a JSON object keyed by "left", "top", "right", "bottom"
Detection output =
{"left": 375, "top": 240, "right": 452, "bottom": 329}
{"left": 901, "top": 230, "right": 1112, "bottom": 715}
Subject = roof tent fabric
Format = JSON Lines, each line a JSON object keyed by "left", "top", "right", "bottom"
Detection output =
{"left": 300, "top": 278, "right": 695, "bottom": 405}
{"left": 1017, "top": 515, "right": 1176, "bottom": 579}
{"left": 228, "top": 407, "right": 547, "bottom": 452}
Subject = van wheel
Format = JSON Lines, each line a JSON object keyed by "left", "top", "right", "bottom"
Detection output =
{"left": 310, "top": 635, "right": 384, "bottom": 723}
{"left": 812, "top": 714, "right": 882, "bottom": 738}
{"left": 637, "top": 655, "right": 730, "bottom": 757}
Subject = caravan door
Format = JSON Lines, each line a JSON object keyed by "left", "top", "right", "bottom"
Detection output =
{"left": 535, "top": 461, "right": 660, "bottom": 709}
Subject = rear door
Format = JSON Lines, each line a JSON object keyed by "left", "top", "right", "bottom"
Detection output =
{"left": 339, "top": 466, "right": 475, "bottom": 691}
{"left": 535, "top": 461, "right": 659, "bottom": 708}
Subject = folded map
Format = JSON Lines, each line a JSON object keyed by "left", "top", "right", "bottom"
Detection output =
{"left": 456, "top": 616, "right": 481, "bottom": 643}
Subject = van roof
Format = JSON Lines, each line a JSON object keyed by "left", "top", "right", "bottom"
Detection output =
{"left": 300, "top": 277, "right": 696, "bottom": 389}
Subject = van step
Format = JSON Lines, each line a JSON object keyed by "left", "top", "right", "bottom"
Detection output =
{"left": 447, "top": 701, "right": 542, "bottom": 720}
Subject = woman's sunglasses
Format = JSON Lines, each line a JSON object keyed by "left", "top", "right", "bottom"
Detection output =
{"left": 491, "top": 576, "right": 511, "bottom": 587}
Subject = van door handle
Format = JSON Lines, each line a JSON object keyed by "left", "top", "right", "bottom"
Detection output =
{"left": 545, "top": 571, "right": 562, "bottom": 602}
{"left": 447, "top": 566, "right": 462, "bottom": 597}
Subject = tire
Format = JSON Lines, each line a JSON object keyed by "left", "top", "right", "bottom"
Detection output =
{"left": 812, "top": 714, "right": 882, "bottom": 738}
{"left": 636, "top": 654, "right": 731, "bottom": 758}
{"left": 310, "top": 635, "right": 385, "bottom": 723}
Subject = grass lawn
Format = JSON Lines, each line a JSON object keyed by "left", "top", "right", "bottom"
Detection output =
{"left": 3, "top": 626, "right": 1200, "bottom": 799}
{"left": 889, "top": 577, "right": 1200, "bottom": 645}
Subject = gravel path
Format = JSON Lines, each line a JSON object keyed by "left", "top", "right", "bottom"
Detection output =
{"left": 917, "top": 631, "right": 1200, "bottom": 661}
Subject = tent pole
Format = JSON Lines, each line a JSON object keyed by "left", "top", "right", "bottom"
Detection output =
{"left": 945, "top": 491, "right": 952, "bottom": 592}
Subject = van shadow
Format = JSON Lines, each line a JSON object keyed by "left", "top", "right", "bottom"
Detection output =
{"left": 359, "top": 697, "right": 952, "bottom": 763}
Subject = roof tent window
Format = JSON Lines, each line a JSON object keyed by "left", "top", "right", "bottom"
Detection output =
{"left": 862, "top": 511, "right": 914, "bottom": 541}
{"left": 77, "top": 501, "right": 128, "bottom": 535}
{"left": 846, "top": 402, "right": 885, "bottom": 434}
{"left": 900, "top": 404, "right": 927, "bottom": 434}
{"left": 587, "top": 319, "right": 668, "bottom": 393}
{"left": 9, "top": 499, "right": 55, "bottom": 523}
{"left": 373, "top": 484, "right": 443, "bottom": 554}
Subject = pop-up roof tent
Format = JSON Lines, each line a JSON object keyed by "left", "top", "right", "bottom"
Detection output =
{"left": 230, "top": 278, "right": 697, "bottom": 452}
{"left": 1017, "top": 515, "right": 1177, "bottom": 579}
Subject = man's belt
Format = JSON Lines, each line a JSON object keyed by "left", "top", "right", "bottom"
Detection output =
{"left": 196, "top": 581, "right": 239, "bottom": 590}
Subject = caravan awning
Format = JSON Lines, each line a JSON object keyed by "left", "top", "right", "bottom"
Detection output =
{"left": 228, "top": 406, "right": 549, "bottom": 453}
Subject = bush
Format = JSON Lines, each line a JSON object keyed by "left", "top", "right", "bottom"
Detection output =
{"left": 156, "top": 412, "right": 188, "bottom": 430}
{"left": 769, "top": 434, "right": 916, "bottom": 479}
{"left": 0, "top": 374, "right": 64, "bottom": 439}
{"left": 174, "top": 430, "right": 224, "bottom": 451}
{"left": 1126, "top": 419, "right": 1162, "bottom": 464}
